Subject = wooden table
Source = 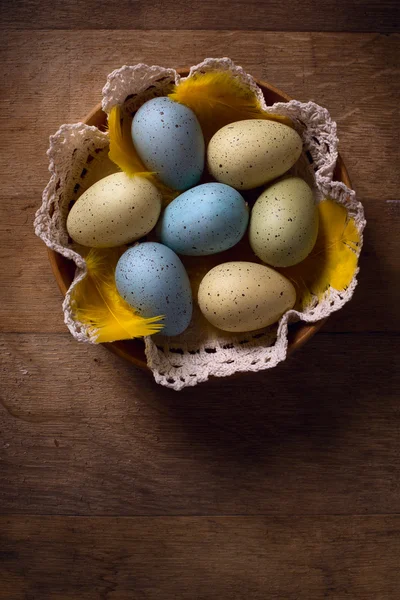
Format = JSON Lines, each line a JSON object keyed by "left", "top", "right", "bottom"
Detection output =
{"left": 1, "top": 2, "right": 399, "bottom": 598}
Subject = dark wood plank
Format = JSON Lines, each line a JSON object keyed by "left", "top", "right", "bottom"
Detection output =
{"left": 2, "top": 32, "right": 399, "bottom": 203}
{"left": 1, "top": 515, "right": 399, "bottom": 599}
{"left": 1, "top": 0, "right": 399, "bottom": 32}
{"left": 1, "top": 333, "right": 398, "bottom": 516}
{"left": 1, "top": 14, "right": 399, "bottom": 599}
{"left": 1, "top": 32, "right": 399, "bottom": 333}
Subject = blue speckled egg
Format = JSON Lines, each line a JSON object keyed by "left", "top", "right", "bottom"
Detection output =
{"left": 115, "top": 242, "right": 192, "bottom": 337}
{"left": 158, "top": 183, "right": 249, "bottom": 256}
{"left": 131, "top": 97, "right": 205, "bottom": 191}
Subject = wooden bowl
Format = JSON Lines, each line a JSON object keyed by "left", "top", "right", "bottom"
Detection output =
{"left": 48, "top": 70, "right": 351, "bottom": 370}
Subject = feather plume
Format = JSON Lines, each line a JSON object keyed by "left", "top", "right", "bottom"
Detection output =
{"left": 279, "top": 199, "right": 360, "bottom": 310}
{"left": 169, "top": 71, "right": 294, "bottom": 141}
{"left": 108, "top": 105, "right": 179, "bottom": 205}
{"left": 72, "top": 248, "right": 164, "bottom": 343}
{"left": 108, "top": 105, "right": 150, "bottom": 177}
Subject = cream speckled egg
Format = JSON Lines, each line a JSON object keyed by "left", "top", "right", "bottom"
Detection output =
{"left": 66, "top": 173, "right": 161, "bottom": 248}
{"left": 207, "top": 119, "right": 302, "bottom": 190}
{"left": 249, "top": 177, "right": 318, "bottom": 267}
{"left": 197, "top": 261, "right": 296, "bottom": 332}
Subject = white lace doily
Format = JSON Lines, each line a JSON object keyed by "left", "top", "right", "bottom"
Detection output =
{"left": 34, "top": 58, "right": 366, "bottom": 390}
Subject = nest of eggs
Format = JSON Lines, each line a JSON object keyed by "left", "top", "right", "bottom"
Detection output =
{"left": 34, "top": 58, "right": 365, "bottom": 390}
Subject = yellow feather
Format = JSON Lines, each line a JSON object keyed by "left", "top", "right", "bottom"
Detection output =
{"left": 279, "top": 199, "right": 361, "bottom": 310}
{"left": 108, "top": 105, "right": 151, "bottom": 177}
{"left": 72, "top": 248, "right": 164, "bottom": 343}
{"left": 149, "top": 176, "right": 180, "bottom": 206}
{"left": 169, "top": 71, "right": 294, "bottom": 141}
{"left": 108, "top": 105, "right": 179, "bottom": 205}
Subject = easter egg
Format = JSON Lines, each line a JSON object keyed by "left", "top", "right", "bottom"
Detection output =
{"left": 207, "top": 119, "right": 302, "bottom": 190}
{"left": 249, "top": 177, "right": 319, "bottom": 267}
{"left": 198, "top": 261, "right": 296, "bottom": 333}
{"left": 131, "top": 97, "right": 205, "bottom": 191}
{"left": 158, "top": 182, "right": 249, "bottom": 256}
{"left": 66, "top": 173, "right": 161, "bottom": 248}
{"left": 115, "top": 242, "right": 192, "bottom": 337}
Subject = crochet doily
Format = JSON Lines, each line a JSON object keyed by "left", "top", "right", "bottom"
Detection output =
{"left": 34, "top": 58, "right": 366, "bottom": 390}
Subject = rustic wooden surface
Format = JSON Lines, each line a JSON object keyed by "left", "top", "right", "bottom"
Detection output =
{"left": 1, "top": 2, "right": 399, "bottom": 598}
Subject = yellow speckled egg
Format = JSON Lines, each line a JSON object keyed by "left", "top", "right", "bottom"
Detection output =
{"left": 66, "top": 173, "right": 161, "bottom": 248}
{"left": 207, "top": 119, "right": 302, "bottom": 190}
{"left": 198, "top": 261, "right": 296, "bottom": 332}
{"left": 249, "top": 177, "right": 318, "bottom": 267}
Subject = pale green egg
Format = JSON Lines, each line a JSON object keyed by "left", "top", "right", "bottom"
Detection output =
{"left": 249, "top": 177, "right": 319, "bottom": 267}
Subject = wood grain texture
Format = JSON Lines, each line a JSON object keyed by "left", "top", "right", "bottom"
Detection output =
{"left": 1, "top": 32, "right": 399, "bottom": 334}
{"left": 1, "top": 333, "right": 398, "bottom": 516}
{"left": 2, "top": 32, "right": 399, "bottom": 201}
{"left": 1, "top": 14, "right": 399, "bottom": 599}
{"left": 1, "top": 515, "right": 400, "bottom": 600}
{"left": 1, "top": 0, "right": 399, "bottom": 32}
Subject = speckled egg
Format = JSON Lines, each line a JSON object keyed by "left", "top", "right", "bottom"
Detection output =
{"left": 249, "top": 177, "right": 319, "bottom": 267}
{"left": 198, "top": 261, "right": 296, "bottom": 332}
{"left": 115, "top": 242, "right": 192, "bottom": 337}
{"left": 66, "top": 173, "right": 161, "bottom": 248}
{"left": 131, "top": 97, "right": 205, "bottom": 191}
{"left": 158, "top": 183, "right": 249, "bottom": 256}
{"left": 207, "top": 119, "right": 302, "bottom": 190}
